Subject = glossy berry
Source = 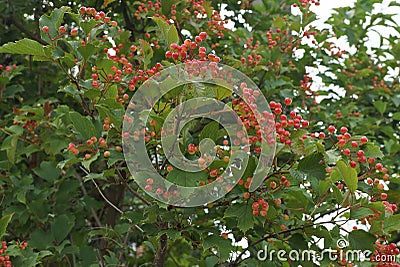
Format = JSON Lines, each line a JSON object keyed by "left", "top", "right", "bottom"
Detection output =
{"left": 42, "top": 26, "right": 49, "bottom": 33}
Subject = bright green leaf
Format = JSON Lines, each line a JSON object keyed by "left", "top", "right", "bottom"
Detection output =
{"left": 330, "top": 160, "right": 358, "bottom": 193}
{"left": 0, "top": 214, "right": 14, "bottom": 239}
{"left": 0, "top": 39, "right": 47, "bottom": 58}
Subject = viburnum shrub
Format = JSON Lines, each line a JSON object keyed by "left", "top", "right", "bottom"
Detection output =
{"left": 0, "top": 0, "right": 399, "bottom": 266}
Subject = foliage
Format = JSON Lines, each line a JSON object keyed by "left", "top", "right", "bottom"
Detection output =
{"left": 0, "top": 0, "right": 399, "bottom": 266}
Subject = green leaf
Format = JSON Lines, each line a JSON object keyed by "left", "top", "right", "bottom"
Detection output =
{"left": 199, "top": 121, "right": 220, "bottom": 141}
{"left": 224, "top": 203, "right": 255, "bottom": 233}
{"left": 211, "top": 85, "right": 232, "bottom": 100}
{"left": 80, "top": 19, "right": 100, "bottom": 35}
{"left": 39, "top": 6, "right": 71, "bottom": 43}
{"left": 350, "top": 207, "right": 374, "bottom": 219}
{"left": 392, "top": 112, "right": 400, "bottom": 120}
{"left": 0, "top": 39, "right": 47, "bottom": 58}
{"left": 364, "top": 144, "right": 384, "bottom": 159}
{"left": 348, "top": 230, "right": 376, "bottom": 251}
{"left": 330, "top": 160, "right": 358, "bottom": 193}
{"left": 51, "top": 214, "right": 75, "bottom": 243}
{"left": 290, "top": 22, "right": 301, "bottom": 32}
{"left": 78, "top": 44, "right": 97, "bottom": 60}
{"left": 1, "top": 134, "right": 20, "bottom": 164}
{"left": 69, "top": 112, "right": 97, "bottom": 140}
{"left": 0, "top": 214, "right": 14, "bottom": 239}
{"left": 107, "top": 150, "right": 125, "bottom": 168}
{"left": 122, "top": 211, "right": 144, "bottom": 225}
{"left": 31, "top": 229, "right": 54, "bottom": 250}
{"left": 373, "top": 100, "right": 387, "bottom": 114}
{"left": 203, "top": 235, "right": 232, "bottom": 262}
{"left": 166, "top": 168, "right": 208, "bottom": 187}
{"left": 33, "top": 161, "right": 62, "bottom": 181}
{"left": 152, "top": 17, "right": 179, "bottom": 47}
{"left": 384, "top": 214, "right": 400, "bottom": 233}
{"left": 82, "top": 152, "right": 99, "bottom": 171}
{"left": 139, "top": 39, "right": 153, "bottom": 69}
{"left": 95, "top": 104, "right": 122, "bottom": 129}
{"left": 297, "top": 153, "right": 326, "bottom": 180}
{"left": 290, "top": 129, "right": 307, "bottom": 155}
{"left": 318, "top": 180, "right": 330, "bottom": 195}
{"left": 325, "top": 149, "right": 341, "bottom": 165}
{"left": 273, "top": 17, "right": 285, "bottom": 28}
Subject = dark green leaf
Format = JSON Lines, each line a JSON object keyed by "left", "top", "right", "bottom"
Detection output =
{"left": 224, "top": 203, "right": 255, "bottom": 233}
{"left": 297, "top": 153, "right": 326, "bottom": 180}
{"left": 69, "top": 111, "right": 97, "bottom": 140}
{"left": 51, "top": 214, "right": 75, "bottom": 243}
{"left": 348, "top": 230, "right": 375, "bottom": 251}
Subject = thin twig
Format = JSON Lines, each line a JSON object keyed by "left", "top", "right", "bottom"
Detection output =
{"left": 80, "top": 166, "right": 123, "bottom": 214}
{"left": 79, "top": 166, "right": 144, "bottom": 233}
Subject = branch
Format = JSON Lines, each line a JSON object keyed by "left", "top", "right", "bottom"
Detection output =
{"left": 154, "top": 233, "right": 168, "bottom": 267}
{"left": 5, "top": 15, "right": 48, "bottom": 45}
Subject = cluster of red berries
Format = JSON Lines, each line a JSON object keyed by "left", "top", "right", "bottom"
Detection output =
{"left": 382, "top": 201, "right": 398, "bottom": 213}
{"left": 187, "top": 143, "right": 199, "bottom": 155}
{"left": 373, "top": 76, "right": 390, "bottom": 92}
{"left": 268, "top": 98, "right": 310, "bottom": 146}
{"left": 251, "top": 198, "right": 269, "bottom": 217}
{"left": 293, "top": 0, "right": 320, "bottom": 8}
{"left": 134, "top": 1, "right": 162, "bottom": 20}
{"left": 326, "top": 42, "right": 347, "bottom": 58}
{"left": 144, "top": 178, "right": 180, "bottom": 198}
{"left": 299, "top": 74, "right": 314, "bottom": 96}
{"left": 68, "top": 135, "right": 114, "bottom": 160}
{"left": 0, "top": 64, "right": 16, "bottom": 74}
{"left": 204, "top": 9, "right": 228, "bottom": 38}
{"left": 239, "top": 38, "right": 263, "bottom": 66}
{"left": 97, "top": 42, "right": 164, "bottom": 93}
{"left": 133, "top": 1, "right": 227, "bottom": 37}
{"left": 18, "top": 119, "right": 41, "bottom": 144}
{"left": 265, "top": 28, "right": 295, "bottom": 52}
{"left": 0, "top": 241, "right": 12, "bottom": 267}
{"left": 79, "top": 7, "right": 117, "bottom": 27}
{"left": 165, "top": 33, "right": 220, "bottom": 63}
{"left": 371, "top": 238, "right": 400, "bottom": 266}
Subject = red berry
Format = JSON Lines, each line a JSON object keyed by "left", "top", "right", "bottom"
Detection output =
{"left": 375, "top": 163, "right": 383, "bottom": 170}
{"left": 59, "top": 26, "right": 67, "bottom": 33}
{"left": 350, "top": 161, "right": 357, "bottom": 168}
{"left": 195, "top": 36, "right": 202, "bottom": 43}
{"left": 284, "top": 97, "right": 292, "bottom": 105}
{"left": 70, "top": 28, "right": 78, "bottom": 36}
{"left": 381, "top": 193, "right": 387, "bottom": 200}
{"left": 42, "top": 26, "right": 49, "bottom": 33}
{"left": 342, "top": 148, "right": 351, "bottom": 156}
{"left": 199, "top": 31, "right": 207, "bottom": 40}
{"left": 340, "top": 126, "right": 348, "bottom": 133}
{"left": 351, "top": 141, "right": 358, "bottom": 148}
{"left": 165, "top": 51, "right": 173, "bottom": 58}
{"left": 360, "top": 136, "right": 368, "bottom": 144}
